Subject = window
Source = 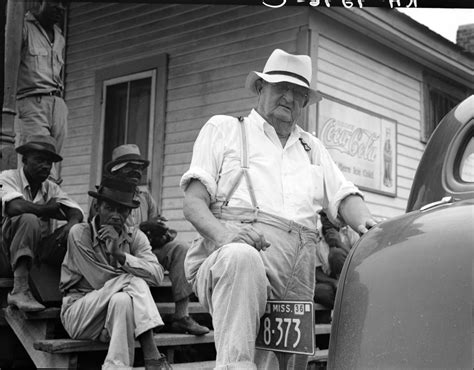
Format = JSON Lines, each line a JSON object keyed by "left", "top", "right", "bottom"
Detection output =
{"left": 102, "top": 71, "right": 156, "bottom": 185}
{"left": 422, "top": 73, "right": 467, "bottom": 143}
{"left": 459, "top": 137, "right": 474, "bottom": 183}
{"left": 92, "top": 54, "right": 168, "bottom": 202}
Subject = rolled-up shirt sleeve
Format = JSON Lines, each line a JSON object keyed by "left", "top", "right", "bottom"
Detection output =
{"left": 312, "top": 139, "right": 363, "bottom": 226}
{"left": 180, "top": 117, "right": 225, "bottom": 201}
{"left": 0, "top": 171, "right": 24, "bottom": 217}
{"left": 46, "top": 182, "right": 85, "bottom": 219}
{"left": 121, "top": 229, "right": 164, "bottom": 287}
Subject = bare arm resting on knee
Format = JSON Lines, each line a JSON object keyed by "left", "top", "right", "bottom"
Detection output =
{"left": 338, "top": 194, "right": 378, "bottom": 235}
{"left": 183, "top": 179, "right": 270, "bottom": 251}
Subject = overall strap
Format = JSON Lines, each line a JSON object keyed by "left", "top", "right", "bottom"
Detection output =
{"left": 222, "top": 117, "right": 259, "bottom": 214}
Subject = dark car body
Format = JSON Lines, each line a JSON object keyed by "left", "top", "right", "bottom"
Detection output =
{"left": 328, "top": 95, "right": 474, "bottom": 369}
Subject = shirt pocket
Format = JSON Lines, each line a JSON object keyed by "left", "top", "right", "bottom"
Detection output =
{"left": 309, "top": 164, "right": 325, "bottom": 205}
{"left": 27, "top": 43, "right": 49, "bottom": 74}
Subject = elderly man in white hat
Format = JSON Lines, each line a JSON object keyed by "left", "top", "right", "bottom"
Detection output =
{"left": 89, "top": 144, "right": 210, "bottom": 336}
{"left": 180, "top": 49, "right": 377, "bottom": 369}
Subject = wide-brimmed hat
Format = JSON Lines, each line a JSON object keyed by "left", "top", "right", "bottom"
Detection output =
{"left": 105, "top": 144, "right": 150, "bottom": 173}
{"left": 15, "top": 135, "right": 63, "bottom": 162}
{"left": 88, "top": 175, "right": 140, "bottom": 209}
{"left": 245, "top": 49, "right": 322, "bottom": 105}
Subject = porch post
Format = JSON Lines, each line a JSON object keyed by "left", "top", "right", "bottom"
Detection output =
{"left": 2, "top": 0, "right": 24, "bottom": 170}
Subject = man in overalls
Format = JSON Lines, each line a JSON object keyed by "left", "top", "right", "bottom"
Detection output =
{"left": 180, "top": 49, "right": 377, "bottom": 369}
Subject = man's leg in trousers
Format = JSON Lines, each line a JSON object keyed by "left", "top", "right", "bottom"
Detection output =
{"left": 195, "top": 243, "right": 269, "bottom": 370}
{"left": 62, "top": 274, "right": 164, "bottom": 341}
{"left": 3, "top": 214, "right": 42, "bottom": 270}
{"left": 154, "top": 240, "right": 209, "bottom": 335}
{"left": 153, "top": 240, "right": 192, "bottom": 303}
{"left": 2, "top": 214, "right": 45, "bottom": 311}
{"left": 103, "top": 292, "right": 135, "bottom": 368}
{"left": 50, "top": 97, "right": 68, "bottom": 180}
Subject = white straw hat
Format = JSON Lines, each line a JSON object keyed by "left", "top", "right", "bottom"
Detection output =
{"left": 245, "top": 49, "right": 322, "bottom": 105}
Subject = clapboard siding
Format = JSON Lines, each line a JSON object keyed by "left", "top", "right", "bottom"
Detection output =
{"left": 63, "top": 3, "right": 306, "bottom": 235}
{"left": 315, "top": 31, "right": 424, "bottom": 218}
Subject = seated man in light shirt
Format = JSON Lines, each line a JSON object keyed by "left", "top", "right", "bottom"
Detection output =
{"left": 1, "top": 135, "right": 83, "bottom": 312}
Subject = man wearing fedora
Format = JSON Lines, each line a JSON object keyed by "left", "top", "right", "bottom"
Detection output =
{"left": 0, "top": 134, "right": 83, "bottom": 312}
{"left": 181, "top": 49, "right": 378, "bottom": 369}
{"left": 60, "top": 175, "right": 171, "bottom": 369}
{"left": 89, "top": 144, "right": 210, "bottom": 336}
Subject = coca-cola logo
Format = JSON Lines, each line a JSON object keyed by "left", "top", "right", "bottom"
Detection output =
{"left": 321, "top": 118, "right": 379, "bottom": 162}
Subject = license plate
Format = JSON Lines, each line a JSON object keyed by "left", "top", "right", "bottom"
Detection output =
{"left": 255, "top": 300, "right": 315, "bottom": 355}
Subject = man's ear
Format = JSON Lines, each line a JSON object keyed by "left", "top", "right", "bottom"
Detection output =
{"left": 93, "top": 199, "right": 100, "bottom": 212}
{"left": 255, "top": 79, "right": 264, "bottom": 95}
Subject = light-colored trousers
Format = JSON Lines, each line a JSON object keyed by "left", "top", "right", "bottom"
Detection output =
{"left": 15, "top": 95, "right": 68, "bottom": 179}
{"left": 61, "top": 274, "right": 164, "bottom": 369}
{"left": 192, "top": 208, "right": 320, "bottom": 370}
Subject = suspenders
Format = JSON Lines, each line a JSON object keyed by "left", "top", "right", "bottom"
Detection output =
{"left": 221, "top": 116, "right": 313, "bottom": 221}
{"left": 221, "top": 116, "right": 259, "bottom": 220}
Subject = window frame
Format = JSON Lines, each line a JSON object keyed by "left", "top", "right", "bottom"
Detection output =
{"left": 91, "top": 54, "right": 168, "bottom": 204}
{"left": 100, "top": 70, "right": 156, "bottom": 185}
{"left": 421, "top": 72, "right": 467, "bottom": 143}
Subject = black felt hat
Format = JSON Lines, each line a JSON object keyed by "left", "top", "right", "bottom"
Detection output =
{"left": 88, "top": 175, "right": 140, "bottom": 209}
{"left": 16, "top": 135, "right": 63, "bottom": 162}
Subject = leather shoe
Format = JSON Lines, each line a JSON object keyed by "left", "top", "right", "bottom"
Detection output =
{"left": 169, "top": 316, "right": 210, "bottom": 336}
{"left": 8, "top": 290, "right": 45, "bottom": 312}
{"left": 144, "top": 354, "right": 173, "bottom": 370}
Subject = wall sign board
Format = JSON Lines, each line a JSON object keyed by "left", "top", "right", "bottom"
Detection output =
{"left": 317, "top": 96, "right": 397, "bottom": 196}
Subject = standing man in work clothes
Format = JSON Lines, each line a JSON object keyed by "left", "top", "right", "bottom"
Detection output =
{"left": 181, "top": 49, "right": 378, "bottom": 369}
{"left": 14, "top": 0, "right": 68, "bottom": 182}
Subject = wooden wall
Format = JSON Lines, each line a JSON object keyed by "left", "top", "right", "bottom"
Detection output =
{"left": 62, "top": 3, "right": 308, "bottom": 240}
{"left": 310, "top": 11, "right": 425, "bottom": 219}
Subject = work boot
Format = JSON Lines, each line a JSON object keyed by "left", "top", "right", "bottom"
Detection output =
{"left": 144, "top": 354, "right": 173, "bottom": 370}
{"left": 169, "top": 316, "right": 210, "bottom": 336}
{"left": 7, "top": 290, "right": 45, "bottom": 312}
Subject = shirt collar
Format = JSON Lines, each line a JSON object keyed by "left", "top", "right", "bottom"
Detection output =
{"left": 249, "top": 109, "right": 303, "bottom": 147}
{"left": 20, "top": 168, "right": 47, "bottom": 197}
{"left": 25, "top": 11, "right": 62, "bottom": 37}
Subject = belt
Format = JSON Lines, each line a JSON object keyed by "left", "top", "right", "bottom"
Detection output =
{"left": 19, "top": 91, "right": 62, "bottom": 99}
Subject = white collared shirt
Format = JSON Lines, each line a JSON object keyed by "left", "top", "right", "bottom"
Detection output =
{"left": 180, "top": 109, "right": 362, "bottom": 229}
{"left": 0, "top": 168, "right": 84, "bottom": 237}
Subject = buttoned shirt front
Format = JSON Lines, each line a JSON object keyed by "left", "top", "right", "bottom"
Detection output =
{"left": 0, "top": 168, "right": 84, "bottom": 238}
{"left": 59, "top": 218, "right": 164, "bottom": 295}
{"left": 17, "top": 12, "right": 65, "bottom": 98}
{"left": 180, "top": 109, "right": 362, "bottom": 229}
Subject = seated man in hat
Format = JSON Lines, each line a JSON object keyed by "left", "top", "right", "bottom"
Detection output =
{"left": 89, "top": 144, "right": 209, "bottom": 336}
{"left": 60, "top": 175, "right": 171, "bottom": 369}
{"left": 0, "top": 135, "right": 84, "bottom": 312}
{"left": 181, "top": 48, "right": 377, "bottom": 369}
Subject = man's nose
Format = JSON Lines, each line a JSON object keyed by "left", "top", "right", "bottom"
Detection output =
{"left": 282, "top": 88, "right": 294, "bottom": 101}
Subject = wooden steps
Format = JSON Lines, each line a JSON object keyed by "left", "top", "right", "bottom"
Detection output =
{"left": 10, "top": 301, "right": 208, "bottom": 321}
{"left": 34, "top": 332, "right": 216, "bottom": 353}
{"left": 1, "top": 277, "right": 332, "bottom": 368}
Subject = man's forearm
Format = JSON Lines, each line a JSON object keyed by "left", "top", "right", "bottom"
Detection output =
{"left": 5, "top": 198, "right": 54, "bottom": 218}
{"left": 338, "top": 194, "right": 374, "bottom": 234}
{"left": 184, "top": 196, "right": 229, "bottom": 246}
{"left": 183, "top": 180, "right": 229, "bottom": 246}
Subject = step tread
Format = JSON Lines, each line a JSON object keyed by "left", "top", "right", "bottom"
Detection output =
{"left": 134, "top": 361, "right": 216, "bottom": 370}
{"left": 2, "top": 301, "right": 208, "bottom": 321}
{"left": 315, "top": 323, "right": 331, "bottom": 335}
{"left": 308, "top": 348, "right": 329, "bottom": 362}
{"left": 34, "top": 331, "right": 216, "bottom": 353}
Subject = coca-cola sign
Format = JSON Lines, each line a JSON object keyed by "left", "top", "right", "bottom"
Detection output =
{"left": 318, "top": 97, "right": 397, "bottom": 196}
